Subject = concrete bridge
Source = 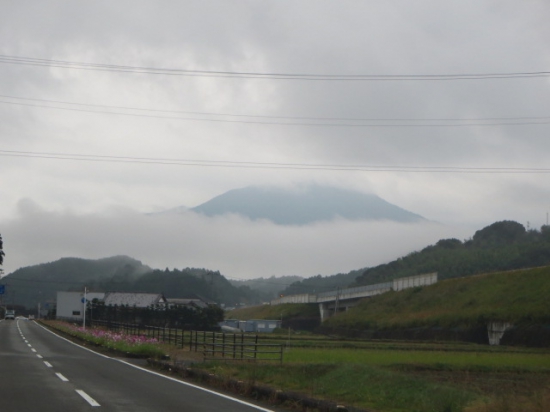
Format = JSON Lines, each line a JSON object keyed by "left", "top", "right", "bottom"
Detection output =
{"left": 271, "top": 273, "right": 438, "bottom": 321}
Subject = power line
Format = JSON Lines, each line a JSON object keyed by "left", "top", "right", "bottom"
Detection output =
{"left": 2, "top": 93, "right": 550, "bottom": 122}
{"left": 1, "top": 97, "right": 549, "bottom": 128}
{"left": 1, "top": 54, "right": 549, "bottom": 81}
{"left": 1, "top": 149, "right": 550, "bottom": 174}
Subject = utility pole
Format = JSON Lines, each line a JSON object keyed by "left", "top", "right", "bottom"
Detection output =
{"left": 334, "top": 287, "right": 340, "bottom": 315}
{"left": 82, "top": 286, "right": 87, "bottom": 330}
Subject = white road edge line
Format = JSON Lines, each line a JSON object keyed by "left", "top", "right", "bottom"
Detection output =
{"left": 31, "top": 348, "right": 37, "bottom": 353}
{"left": 44, "top": 361, "right": 53, "bottom": 368}
{"left": 116, "top": 359, "right": 276, "bottom": 412}
{"left": 35, "top": 322, "right": 276, "bottom": 412}
{"left": 55, "top": 372, "right": 69, "bottom": 382}
{"left": 36, "top": 354, "right": 43, "bottom": 359}
{"left": 76, "top": 390, "right": 101, "bottom": 407}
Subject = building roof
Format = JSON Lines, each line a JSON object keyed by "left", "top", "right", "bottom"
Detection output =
{"left": 103, "top": 292, "right": 166, "bottom": 308}
{"left": 165, "top": 298, "right": 209, "bottom": 309}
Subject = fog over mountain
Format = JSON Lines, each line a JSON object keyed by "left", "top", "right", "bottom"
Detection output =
{"left": 188, "top": 185, "right": 425, "bottom": 225}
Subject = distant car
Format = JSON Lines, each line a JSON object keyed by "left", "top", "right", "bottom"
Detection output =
{"left": 5, "top": 310, "right": 15, "bottom": 320}
{"left": 28, "top": 315, "right": 35, "bottom": 320}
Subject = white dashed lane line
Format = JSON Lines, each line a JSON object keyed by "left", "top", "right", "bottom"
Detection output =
{"left": 56, "top": 372, "right": 69, "bottom": 382}
{"left": 76, "top": 390, "right": 101, "bottom": 407}
{"left": 18, "top": 321, "right": 103, "bottom": 408}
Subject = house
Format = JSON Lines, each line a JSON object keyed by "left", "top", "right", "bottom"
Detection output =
{"left": 56, "top": 291, "right": 105, "bottom": 321}
{"left": 166, "top": 298, "right": 209, "bottom": 310}
{"left": 103, "top": 292, "right": 166, "bottom": 308}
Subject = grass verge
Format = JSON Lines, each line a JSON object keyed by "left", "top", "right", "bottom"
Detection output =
{"left": 41, "top": 320, "right": 167, "bottom": 358}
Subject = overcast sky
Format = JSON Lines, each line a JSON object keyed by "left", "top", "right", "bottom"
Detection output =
{"left": 1, "top": 1, "right": 549, "bottom": 279}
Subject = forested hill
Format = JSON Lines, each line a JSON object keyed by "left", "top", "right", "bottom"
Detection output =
{"left": 2, "top": 257, "right": 259, "bottom": 309}
{"left": 355, "top": 220, "right": 550, "bottom": 286}
{"left": 279, "top": 221, "right": 550, "bottom": 295}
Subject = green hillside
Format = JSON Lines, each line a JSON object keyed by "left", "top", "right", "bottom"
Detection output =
{"left": 355, "top": 220, "right": 550, "bottom": 286}
{"left": 1, "top": 257, "right": 260, "bottom": 309}
{"left": 2, "top": 256, "right": 150, "bottom": 309}
{"left": 324, "top": 266, "right": 550, "bottom": 331}
{"left": 228, "top": 303, "right": 319, "bottom": 321}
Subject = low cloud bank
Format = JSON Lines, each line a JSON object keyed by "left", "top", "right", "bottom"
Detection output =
{"left": 1, "top": 200, "right": 472, "bottom": 279}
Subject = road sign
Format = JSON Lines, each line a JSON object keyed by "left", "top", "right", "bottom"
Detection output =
{"left": 0, "top": 285, "right": 5, "bottom": 295}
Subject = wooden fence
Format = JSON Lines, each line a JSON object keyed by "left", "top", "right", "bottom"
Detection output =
{"left": 191, "top": 331, "right": 283, "bottom": 363}
{"left": 92, "top": 320, "right": 283, "bottom": 363}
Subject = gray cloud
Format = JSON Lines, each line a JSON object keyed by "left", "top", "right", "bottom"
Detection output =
{"left": 1, "top": 1, "right": 549, "bottom": 274}
{"left": 1, "top": 201, "right": 471, "bottom": 278}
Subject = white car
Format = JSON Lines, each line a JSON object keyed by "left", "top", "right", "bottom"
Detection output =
{"left": 5, "top": 310, "right": 15, "bottom": 320}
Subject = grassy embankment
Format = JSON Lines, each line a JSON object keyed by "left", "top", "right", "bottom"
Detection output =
{"left": 230, "top": 266, "right": 550, "bottom": 335}
{"left": 324, "top": 266, "right": 550, "bottom": 331}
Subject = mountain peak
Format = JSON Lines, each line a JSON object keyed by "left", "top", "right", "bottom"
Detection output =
{"left": 189, "top": 185, "right": 425, "bottom": 225}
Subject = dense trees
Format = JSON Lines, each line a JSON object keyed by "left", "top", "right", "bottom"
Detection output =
{"left": 355, "top": 220, "right": 550, "bottom": 286}
{"left": 279, "top": 220, "right": 550, "bottom": 295}
{"left": 89, "top": 300, "right": 224, "bottom": 330}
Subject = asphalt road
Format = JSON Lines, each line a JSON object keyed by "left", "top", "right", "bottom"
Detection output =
{"left": 0, "top": 319, "right": 282, "bottom": 411}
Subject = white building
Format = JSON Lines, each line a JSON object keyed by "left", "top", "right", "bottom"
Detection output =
{"left": 56, "top": 291, "right": 105, "bottom": 321}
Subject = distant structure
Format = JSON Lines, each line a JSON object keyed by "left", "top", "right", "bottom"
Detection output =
{"left": 270, "top": 273, "right": 438, "bottom": 321}
{"left": 56, "top": 291, "right": 167, "bottom": 322}
{"left": 103, "top": 292, "right": 166, "bottom": 308}
{"left": 220, "top": 319, "right": 282, "bottom": 333}
{"left": 166, "top": 298, "right": 209, "bottom": 310}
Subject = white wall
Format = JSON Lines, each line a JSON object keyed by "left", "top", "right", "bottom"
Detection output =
{"left": 392, "top": 273, "right": 438, "bottom": 291}
{"left": 56, "top": 291, "right": 104, "bottom": 320}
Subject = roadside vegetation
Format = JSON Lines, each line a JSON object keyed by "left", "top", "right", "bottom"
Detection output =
{"left": 41, "top": 320, "right": 167, "bottom": 358}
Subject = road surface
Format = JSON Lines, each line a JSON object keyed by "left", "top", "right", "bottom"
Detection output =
{"left": 0, "top": 319, "right": 282, "bottom": 411}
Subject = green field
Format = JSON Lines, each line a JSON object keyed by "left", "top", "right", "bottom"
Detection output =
{"left": 196, "top": 339, "right": 550, "bottom": 412}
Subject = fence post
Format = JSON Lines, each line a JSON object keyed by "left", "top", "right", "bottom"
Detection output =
{"left": 241, "top": 333, "right": 244, "bottom": 360}
{"left": 254, "top": 335, "right": 258, "bottom": 360}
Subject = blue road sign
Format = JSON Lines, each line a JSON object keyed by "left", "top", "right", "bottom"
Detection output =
{"left": 0, "top": 285, "right": 5, "bottom": 295}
